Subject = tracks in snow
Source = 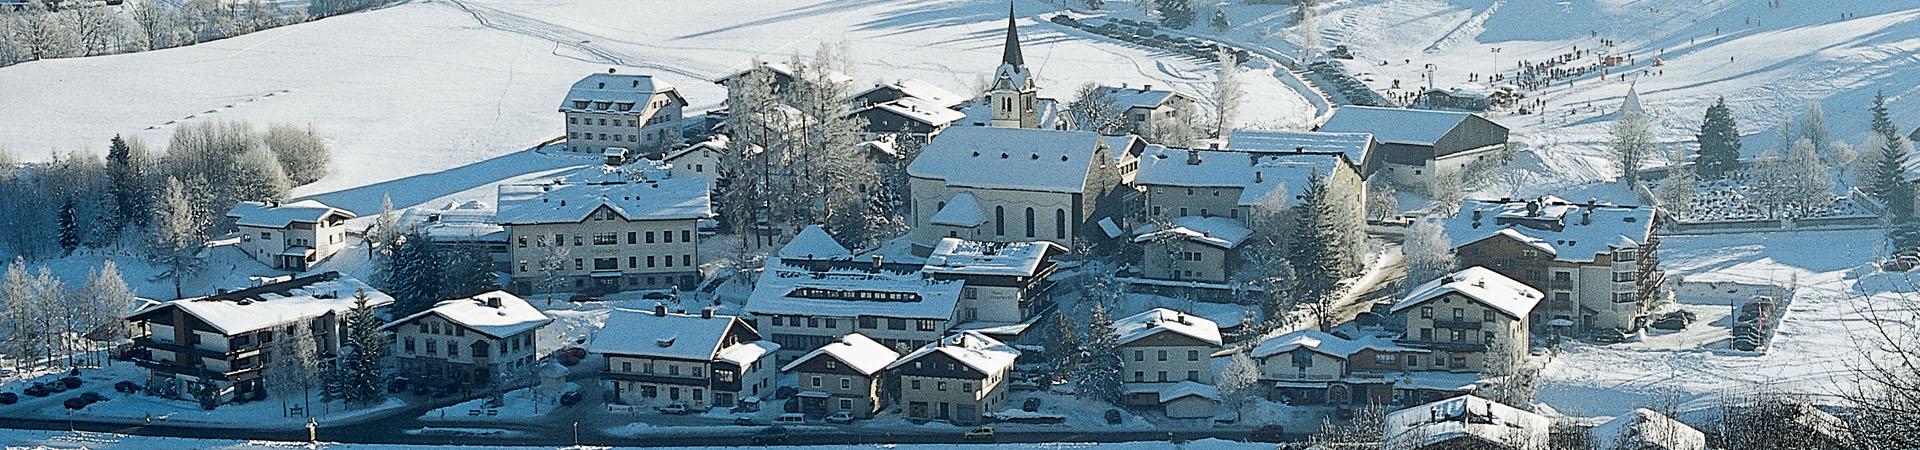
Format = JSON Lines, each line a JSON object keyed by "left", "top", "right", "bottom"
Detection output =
{"left": 438, "top": 0, "right": 714, "bottom": 82}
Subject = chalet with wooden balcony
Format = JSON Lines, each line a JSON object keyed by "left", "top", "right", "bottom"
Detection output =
{"left": 1442, "top": 196, "right": 1661, "bottom": 335}
{"left": 587, "top": 304, "right": 779, "bottom": 409}
{"left": 1389, "top": 267, "right": 1540, "bottom": 373}
{"left": 227, "top": 200, "right": 355, "bottom": 272}
{"left": 123, "top": 272, "right": 391, "bottom": 405}
{"left": 382, "top": 291, "right": 551, "bottom": 387}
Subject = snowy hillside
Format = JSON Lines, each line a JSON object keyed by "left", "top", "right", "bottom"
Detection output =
{"left": 0, "top": 0, "right": 1308, "bottom": 214}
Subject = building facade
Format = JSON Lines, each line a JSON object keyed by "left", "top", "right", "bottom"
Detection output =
{"left": 383, "top": 291, "right": 550, "bottom": 387}
{"left": 885, "top": 331, "right": 1019, "bottom": 426}
{"left": 779, "top": 333, "right": 899, "bottom": 419}
{"left": 748, "top": 226, "right": 963, "bottom": 361}
{"left": 227, "top": 200, "right": 355, "bottom": 272}
{"left": 1443, "top": 197, "right": 1662, "bottom": 334}
{"left": 499, "top": 178, "right": 709, "bottom": 294}
{"left": 1390, "top": 267, "right": 1539, "bottom": 373}
{"left": 1314, "top": 106, "right": 1507, "bottom": 193}
{"left": 588, "top": 306, "right": 779, "bottom": 409}
{"left": 560, "top": 71, "right": 687, "bottom": 155}
{"left": 906, "top": 127, "right": 1142, "bottom": 250}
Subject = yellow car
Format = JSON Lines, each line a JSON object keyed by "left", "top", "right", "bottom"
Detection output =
{"left": 964, "top": 426, "right": 996, "bottom": 439}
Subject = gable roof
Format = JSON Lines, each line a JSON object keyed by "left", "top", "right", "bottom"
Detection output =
{"left": 586, "top": 308, "right": 756, "bottom": 361}
{"left": 779, "top": 225, "right": 852, "bottom": 261}
{"left": 922, "top": 238, "right": 1062, "bottom": 278}
{"left": 1097, "top": 86, "right": 1188, "bottom": 110}
{"left": 1444, "top": 197, "right": 1657, "bottom": 263}
{"left": 745, "top": 257, "right": 964, "bottom": 320}
{"left": 495, "top": 178, "right": 709, "bottom": 225}
{"left": 929, "top": 192, "right": 989, "bottom": 227}
{"left": 1317, "top": 106, "right": 1475, "bottom": 146}
{"left": 909, "top": 127, "right": 1128, "bottom": 194}
{"left": 1227, "top": 129, "right": 1374, "bottom": 169}
{"left": 1133, "top": 146, "right": 1340, "bottom": 208}
{"left": 1132, "top": 216, "right": 1253, "bottom": 249}
{"left": 1391, "top": 266, "right": 1542, "bottom": 319}
{"left": 227, "top": 200, "right": 354, "bottom": 228}
{"left": 885, "top": 330, "right": 1020, "bottom": 374}
{"left": 559, "top": 73, "right": 679, "bottom": 114}
{"left": 381, "top": 291, "right": 550, "bottom": 339}
{"left": 861, "top": 96, "right": 967, "bottom": 127}
{"left": 1590, "top": 408, "right": 1706, "bottom": 450}
{"left": 779, "top": 333, "right": 898, "bottom": 375}
{"left": 854, "top": 79, "right": 967, "bottom": 109}
{"left": 1113, "top": 308, "right": 1222, "bottom": 347}
{"left": 1250, "top": 329, "right": 1425, "bottom": 359}
{"left": 1384, "top": 395, "right": 1550, "bottom": 450}
{"left": 127, "top": 272, "right": 391, "bottom": 336}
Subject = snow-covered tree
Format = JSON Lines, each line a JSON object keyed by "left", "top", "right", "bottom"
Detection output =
{"left": 1044, "top": 309, "right": 1080, "bottom": 382}
{"left": 377, "top": 229, "right": 439, "bottom": 316}
{"left": 1871, "top": 136, "right": 1916, "bottom": 220}
{"left": 150, "top": 176, "right": 208, "bottom": 299}
{"left": 1069, "top": 82, "right": 1126, "bottom": 135}
{"left": 719, "top": 61, "right": 777, "bottom": 248}
{"left": 1799, "top": 102, "right": 1831, "bottom": 156}
{"left": 1309, "top": 404, "right": 1387, "bottom": 447}
{"left": 17, "top": 2, "right": 83, "bottom": 60}
{"left": 333, "top": 291, "right": 385, "bottom": 407}
{"left": 1477, "top": 342, "right": 1539, "bottom": 406}
{"left": 1075, "top": 303, "right": 1123, "bottom": 404}
{"left": 1611, "top": 108, "right": 1656, "bottom": 186}
{"left": 1654, "top": 165, "right": 1698, "bottom": 219}
{"left": 1149, "top": 101, "right": 1203, "bottom": 148}
{"left": 1401, "top": 218, "right": 1454, "bottom": 295}
{"left": 1209, "top": 49, "right": 1244, "bottom": 139}
{"left": 107, "top": 135, "right": 155, "bottom": 232}
{"left": 371, "top": 194, "right": 398, "bottom": 250}
{"left": 1785, "top": 138, "right": 1835, "bottom": 213}
{"left": 77, "top": 260, "right": 135, "bottom": 357}
{"left": 1871, "top": 90, "right": 1900, "bottom": 142}
{"left": 1289, "top": 171, "right": 1351, "bottom": 332}
{"left": 264, "top": 123, "right": 331, "bottom": 186}
{"left": 533, "top": 236, "right": 572, "bottom": 303}
{"left": 1365, "top": 179, "right": 1398, "bottom": 221}
{"left": 437, "top": 244, "right": 499, "bottom": 300}
{"left": 229, "top": 139, "right": 291, "bottom": 203}
{"left": 1153, "top": 0, "right": 1196, "bottom": 29}
{"left": 1, "top": 260, "right": 42, "bottom": 367}
{"left": 1292, "top": 1, "right": 1321, "bottom": 53}
{"left": 266, "top": 321, "right": 320, "bottom": 413}
{"left": 1695, "top": 97, "right": 1741, "bottom": 179}
{"left": 1218, "top": 351, "right": 1260, "bottom": 419}
{"left": 1429, "top": 171, "right": 1463, "bottom": 216}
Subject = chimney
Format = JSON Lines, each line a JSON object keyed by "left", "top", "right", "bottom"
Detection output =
{"left": 1121, "top": 82, "right": 1128, "bottom": 89}
{"left": 872, "top": 254, "right": 884, "bottom": 270}
{"left": 654, "top": 302, "right": 667, "bottom": 317}
{"left": 486, "top": 297, "right": 502, "bottom": 308}
{"left": 1472, "top": 209, "right": 1482, "bottom": 221}
{"left": 1142, "top": 84, "right": 1152, "bottom": 92}
{"left": 1581, "top": 210, "right": 1592, "bottom": 225}
{"left": 608, "top": 68, "right": 617, "bottom": 74}
{"left": 701, "top": 307, "right": 714, "bottom": 319}
{"left": 1186, "top": 149, "right": 1201, "bottom": 165}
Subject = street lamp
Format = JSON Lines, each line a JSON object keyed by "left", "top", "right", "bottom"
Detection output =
{"left": 307, "top": 417, "right": 318, "bottom": 443}
{"left": 573, "top": 421, "right": 580, "bottom": 446}
{"left": 1490, "top": 47, "right": 1503, "bottom": 80}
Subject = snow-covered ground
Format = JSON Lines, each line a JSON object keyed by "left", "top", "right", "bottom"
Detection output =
{"left": 0, "top": 360, "right": 405, "bottom": 429}
{"left": 1, "top": 428, "right": 1274, "bottom": 450}
{"left": 1537, "top": 228, "right": 1893, "bottom": 417}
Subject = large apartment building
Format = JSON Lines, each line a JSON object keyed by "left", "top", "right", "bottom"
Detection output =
{"left": 382, "top": 291, "right": 550, "bottom": 386}
{"left": 498, "top": 178, "right": 709, "bottom": 294}
{"left": 747, "top": 226, "right": 963, "bottom": 361}
{"left": 587, "top": 305, "right": 779, "bottom": 409}
{"left": 885, "top": 331, "right": 1020, "bottom": 426}
{"left": 124, "top": 272, "right": 391, "bottom": 405}
{"left": 1443, "top": 196, "right": 1661, "bottom": 334}
{"left": 560, "top": 71, "right": 687, "bottom": 155}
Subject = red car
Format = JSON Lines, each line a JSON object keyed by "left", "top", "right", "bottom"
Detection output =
{"left": 1250, "top": 424, "right": 1286, "bottom": 442}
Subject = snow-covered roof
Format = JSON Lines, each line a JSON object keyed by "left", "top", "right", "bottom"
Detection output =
{"left": 662, "top": 135, "right": 727, "bottom": 163}
{"left": 407, "top": 200, "right": 506, "bottom": 243}
{"left": 1132, "top": 216, "right": 1253, "bottom": 249}
{"left": 922, "top": 238, "right": 1062, "bottom": 278}
{"left": 864, "top": 96, "right": 967, "bottom": 127}
{"left": 226, "top": 200, "right": 354, "bottom": 228}
{"left": 1125, "top": 381, "right": 1221, "bottom": 403}
{"left": 1134, "top": 146, "right": 1339, "bottom": 207}
{"left": 1113, "top": 308, "right": 1222, "bottom": 347}
{"left": 957, "top": 97, "right": 1068, "bottom": 131}
{"left": 1589, "top": 408, "right": 1706, "bottom": 450}
{"left": 1250, "top": 329, "right": 1426, "bottom": 359}
{"left": 885, "top": 330, "right": 1019, "bottom": 375}
{"left": 718, "top": 62, "right": 854, "bottom": 87}
{"left": 909, "top": 127, "right": 1130, "bottom": 194}
{"left": 929, "top": 192, "right": 989, "bottom": 227}
{"left": 1097, "top": 85, "right": 1188, "bottom": 110}
{"left": 586, "top": 308, "right": 756, "bottom": 362}
{"left": 746, "top": 258, "right": 964, "bottom": 320}
{"left": 1444, "top": 197, "right": 1657, "bottom": 263}
{"left": 381, "top": 291, "right": 551, "bottom": 339}
{"left": 1391, "top": 266, "right": 1542, "bottom": 320}
{"left": 1384, "top": 395, "right": 1549, "bottom": 450}
{"left": 495, "top": 178, "right": 709, "bottom": 225}
{"left": 779, "top": 225, "right": 852, "bottom": 261}
{"left": 558, "top": 73, "right": 678, "bottom": 114}
{"left": 779, "top": 333, "right": 898, "bottom": 375}
{"left": 1317, "top": 106, "right": 1475, "bottom": 146}
{"left": 1227, "top": 129, "right": 1374, "bottom": 168}
{"left": 716, "top": 340, "right": 780, "bottom": 367}
{"left": 128, "top": 272, "right": 392, "bottom": 336}
{"left": 856, "top": 79, "right": 967, "bottom": 109}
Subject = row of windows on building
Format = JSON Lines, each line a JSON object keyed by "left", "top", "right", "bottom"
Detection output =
{"left": 625, "top": 382, "right": 704, "bottom": 402}
{"left": 516, "top": 255, "right": 693, "bottom": 273}
{"left": 1130, "top": 349, "right": 1204, "bottom": 362}
{"left": 401, "top": 332, "right": 532, "bottom": 358}
{"left": 619, "top": 360, "right": 722, "bottom": 380}
{"left": 570, "top": 131, "right": 663, "bottom": 143}
{"left": 768, "top": 315, "right": 940, "bottom": 332}
{"left": 1148, "top": 205, "right": 1239, "bottom": 219}
{"left": 1415, "top": 327, "right": 1499, "bottom": 345}
{"left": 808, "top": 374, "right": 859, "bottom": 391}
{"left": 1132, "top": 370, "right": 1202, "bottom": 383}
{"left": 1418, "top": 307, "right": 1500, "bottom": 322}
{"left": 905, "top": 378, "right": 975, "bottom": 393}
{"left": 518, "top": 230, "right": 693, "bottom": 248}
{"left": 989, "top": 206, "right": 1067, "bottom": 239}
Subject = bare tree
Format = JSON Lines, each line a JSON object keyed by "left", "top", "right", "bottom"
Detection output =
{"left": 1654, "top": 164, "right": 1698, "bottom": 219}
{"left": 1069, "top": 82, "right": 1126, "bottom": 135}
{"left": 267, "top": 322, "right": 321, "bottom": 415}
{"left": 1837, "top": 279, "right": 1920, "bottom": 450}
{"left": 533, "top": 236, "right": 571, "bottom": 303}
{"left": 1209, "top": 49, "right": 1244, "bottom": 138}
{"left": 1611, "top": 109, "right": 1656, "bottom": 186}
{"left": 1402, "top": 218, "right": 1454, "bottom": 295}
{"left": 1217, "top": 351, "right": 1260, "bottom": 420}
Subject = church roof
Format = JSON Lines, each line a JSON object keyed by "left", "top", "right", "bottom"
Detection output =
{"left": 1001, "top": 4, "right": 1023, "bottom": 68}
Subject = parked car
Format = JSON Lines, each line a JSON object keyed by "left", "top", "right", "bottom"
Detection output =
{"left": 751, "top": 426, "right": 790, "bottom": 445}
{"left": 63, "top": 397, "right": 90, "bottom": 410}
{"left": 568, "top": 294, "right": 599, "bottom": 303}
{"left": 79, "top": 392, "right": 107, "bottom": 403}
{"left": 1592, "top": 328, "right": 1629, "bottom": 344}
{"left": 45, "top": 381, "right": 68, "bottom": 393}
{"left": 0, "top": 392, "right": 18, "bottom": 404}
{"left": 964, "top": 426, "right": 995, "bottom": 439}
{"left": 24, "top": 384, "right": 49, "bottom": 397}
{"left": 660, "top": 403, "right": 692, "bottom": 415}
{"left": 1250, "top": 424, "right": 1288, "bottom": 442}
{"left": 642, "top": 291, "right": 673, "bottom": 300}
{"left": 826, "top": 411, "right": 855, "bottom": 424}
{"left": 774, "top": 413, "right": 807, "bottom": 425}
{"left": 1105, "top": 409, "right": 1123, "bottom": 424}
{"left": 559, "top": 389, "right": 583, "bottom": 406}
{"left": 1888, "top": 256, "right": 1918, "bottom": 272}
{"left": 733, "top": 417, "right": 761, "bottom": 426}
{"left": 1651, "top": 311, "right": 1693, "bottom": 331}
{"left": 60, "top": 377, "right": 82, "bottom": 389}
{"left": 1022, "top": 397, "right": 1042, "bottom": 412}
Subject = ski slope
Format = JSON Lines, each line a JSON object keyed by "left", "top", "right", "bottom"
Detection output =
{"left": 0, "top": 0, "right": 1311, "bottom": 214}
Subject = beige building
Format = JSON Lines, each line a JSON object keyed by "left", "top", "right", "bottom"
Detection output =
{"left": 383, "top": 291, "right": 550, "bottom": 387}
{"left": 1094, "top": 84, "right": 1198, "bottom": 137}
{"left": 906, "top": 126, "right": 1143, "bottom": 251}
{"left": 1246, "top": 329, "right": 1430, "bottom": 406}
{"left": 587, "top": 305, "right": 779, "bottom": 409}
{"left": 561, "top": 71, "right": 687, "bottom": 155}
{"left": 227, "top": 200, "right": 355, "bottom": 272}
{"left": 499, "top": 178, "right": 709, "bottom": 294}
{"left": 920, "top": 237, "right": 1065, "bottom": 327}
{"left": 780, "top": 333, "right": 899, "bottom": 419}
{"left": 1390, "top": 267, "right": 1540, "bottom": 373}
{"left": 1132, "top": 216, "right": 1251, "bottom": 283}
{"left": 1445, "top": 197, "right": 1662, "bottom": 334}
{"left": 885, "top": 331, "right": 1020, "bottom": 425}
{"left": 660, "top": 136, "right": 728, "bottom": 191}
{"left": 1112, "top": 308, "right": 1223, "bottom": 417}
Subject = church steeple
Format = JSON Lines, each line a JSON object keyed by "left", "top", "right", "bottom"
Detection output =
{"left": 1001, "top": 3, "right": 1024, "bottom": 68}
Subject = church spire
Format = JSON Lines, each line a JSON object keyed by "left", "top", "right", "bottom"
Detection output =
{"left": 1001, "top": 3, "right": 1024, "bottom": 68}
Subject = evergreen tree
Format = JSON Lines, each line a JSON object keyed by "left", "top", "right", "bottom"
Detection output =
{"left": 1872, "top": 137, "right": 1916, "bottom": 220}
{"left": 1044, "top": 309, "right": 1081, "bottom": 382}
{"left": 1154, "top": 0, "right": 1196, "bottom": 29}
{"left": 1695, "top": 97, "right": 1741, "bottom": 178}
{"left": 1871, "top": 90, "right": 1899, "bottom": 142}
{"left": 106, "top": 134, "right": 153, "bottom": 230}
{"left": 436, "top": 245, "right": 499, "bottom": 300}
{"left": 56, "top": 201, "right": 78, "bottom": 255}
{"left": 336, "top": 291, "right": 385, "bottom": 407}
{"left": 1075, "top": 303, "right": 1122, "bottom": 404}
{"left": 1289, "top": 171, "right": 1344, "bottom": 331}
{"left": 377, "top": 229, "right": 440, "bottom": 316}
{"left": 150, "top": 176, "right": 208, "bottom": 299}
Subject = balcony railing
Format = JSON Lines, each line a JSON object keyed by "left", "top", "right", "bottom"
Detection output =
{"left": 603, "top": 371, "right": 709, "bottom": 386}
{"left": 1431, "top": 319, "right": 1484, "bottom": 329}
